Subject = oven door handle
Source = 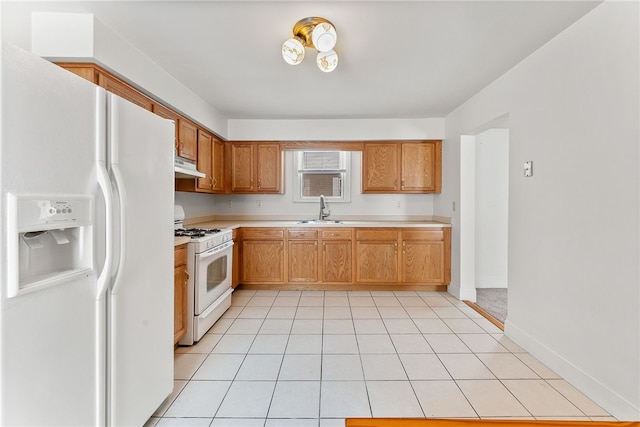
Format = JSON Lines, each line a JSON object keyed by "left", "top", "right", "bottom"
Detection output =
{"left": 197, "top": 240, "right": 233, "bottom": 260}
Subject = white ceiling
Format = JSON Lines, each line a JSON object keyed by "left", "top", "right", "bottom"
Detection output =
{"left": 4, "top": 1, "right": 601, "bottom": 120}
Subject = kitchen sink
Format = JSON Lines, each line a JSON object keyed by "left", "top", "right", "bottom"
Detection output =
{"left": 297, "top": 219, "right": 343, "bottom": 224}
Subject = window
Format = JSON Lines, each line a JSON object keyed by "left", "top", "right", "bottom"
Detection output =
{"left": 293, "top": 151, "right": 351, "bottom": 202}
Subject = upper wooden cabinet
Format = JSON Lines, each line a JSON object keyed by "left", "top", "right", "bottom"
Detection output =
{"left": 97, "top": 73, "right": 154, "bottom": 111}
{"left": 196, "top": 129, "right": 214, "bottom": 192}
{"left": 362, "top": 143, "right": 399, "bottom": 192}
{"left": 363, "top": 141, "right": 441, "bottom": 193}
{"left": 56, "top": 63, "right": 100, "bottom": 83}
{"left": 177, "top": 119, "right": 198, "bottom": 161}
{"left": 57, "top": 62, "right": 154, "bottom": 111}
{"left": 228, "top": 142, "right": 282, "bottom": 193}
{"left": 176, "top": 130, "right": 225, "bottom": 193}
{"left": 57, "top": 62, "right": 204, "bottom": 163}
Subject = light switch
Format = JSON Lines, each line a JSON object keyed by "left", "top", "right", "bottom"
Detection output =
{"left": 524, "top": 161, "right": 533, "bottom": 177}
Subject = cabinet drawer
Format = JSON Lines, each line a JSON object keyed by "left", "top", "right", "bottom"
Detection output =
{"left": 322, "top": 229, "right": 353, "bottom": 240}
{"left": 242, "top": 228, "right": 285, "bottom": 240}
{"left": 174, "top": 245, "right": 187, "bottom": 267}
{"left": 401, "top": 229, "right": 444, "bottom": 241}
{"left": 356, "top": 229, "right": 398, "bottom": 241}
{"left": 288, "top": 229, "right": 318, "bottom": 240}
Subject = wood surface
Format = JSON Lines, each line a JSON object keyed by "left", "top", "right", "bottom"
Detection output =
{"left": 322, "top": 240, "right": 353, "bottom": 283}
{"left": 237, "top": 226, "right": 451, "bottom": 288}
{"left": 173, "top": 244, "right": 188, "bottom": 344}
{"left": 177, "top": 118, "right": 198, "bottom": 161}
{"left": 196, "top": 129, "right": 213, "bottom": 191}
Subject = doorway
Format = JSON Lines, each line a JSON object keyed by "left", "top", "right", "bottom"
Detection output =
{"left": 460, "top": 116, "right": 510, "bottom": 326}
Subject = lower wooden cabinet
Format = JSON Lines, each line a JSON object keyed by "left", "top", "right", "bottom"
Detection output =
{"left": 401, "top": 229, "right": 448, "bottom": 283}
{"left": 287, "top": 229, "right": 319, "bottom": 283}
{"left": 321, "top": 229, "right": 353, "bottom": 283}
{"left": 174, "top": 244, "right": 188, "bottom": 344}
{"left": 241, "top": 228, "right": 285, "bottom": 283}
{"left": 236, "top": 226, "right": 450, "bottom": 289}
{"left": 231, "top": 229, "right": 240, "bottom": 288}
{"left": 355, "top": 229, "right": 399, "bottom": 283}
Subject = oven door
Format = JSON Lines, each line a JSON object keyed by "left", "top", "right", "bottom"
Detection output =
{"left": 194, "top": 240, "right": 233, "bottom": 315}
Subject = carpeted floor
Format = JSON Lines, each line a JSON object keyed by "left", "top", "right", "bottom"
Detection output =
{"left": 476, "top": 288, "right": 507, "bottom": 324}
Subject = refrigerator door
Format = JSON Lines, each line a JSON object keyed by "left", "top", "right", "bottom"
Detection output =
{"left": 107, "top": 93, "right": 174, "bottom": 426}
{"left": 0, "top": 44, "right": 104, "bottom": 426}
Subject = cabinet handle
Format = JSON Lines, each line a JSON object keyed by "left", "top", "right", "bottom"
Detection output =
{"left": 212, "top": 177, "right": 217, "bottom": 187}
{"left": 258, "top": 179, "right": 261, "bottom": 189}
{"left": 210, "top": 177, "right": 213, "bottom": 189}
{"left": 323, "top": 242, "right": 326, "bottom": 250}
{"left": 402, "top": 241, "right": 406, "bottom": 254}
{"left": 394, "top": 242, "right": 398, "bottom": 253}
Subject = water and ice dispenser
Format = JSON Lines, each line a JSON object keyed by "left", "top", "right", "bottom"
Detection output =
{"left": 7, "top": 194, "right": 93, "bottom": 297}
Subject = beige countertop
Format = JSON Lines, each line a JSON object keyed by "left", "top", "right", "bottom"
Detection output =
{"left": 174, "top": 236, "right": 191, "bottom": 247}
{"left": 188, "top": 219, "right": 451, "bottom": 230}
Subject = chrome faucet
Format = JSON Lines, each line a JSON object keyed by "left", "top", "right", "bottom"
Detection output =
{"left": 319, "top": 195, "right": 330, "bottom": 220}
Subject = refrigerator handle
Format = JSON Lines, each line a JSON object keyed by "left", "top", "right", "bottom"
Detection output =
{"left": 96, "top": 86, "right": 112, "bottom": 300}
{"left": 96, "top": 162, "right": 113, "bottom": 299}
{"left": 111, "top": 164, "right": 127, "bottom": 295}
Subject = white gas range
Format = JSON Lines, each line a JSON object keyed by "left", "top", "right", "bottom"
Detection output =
{"left": 174, "top": 206, "right": 234, "bottom": 345}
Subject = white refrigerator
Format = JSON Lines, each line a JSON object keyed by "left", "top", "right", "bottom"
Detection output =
{"left": 0, "top": 43, "right": 174, "bottom": 426}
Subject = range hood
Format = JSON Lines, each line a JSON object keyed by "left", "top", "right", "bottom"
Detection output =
{"left": 174, "top": 156, "right": 205, "bottom": 179}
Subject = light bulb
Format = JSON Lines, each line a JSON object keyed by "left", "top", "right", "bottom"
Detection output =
{"left": 311, "top": 23, "right": 337, "bottom": 52}
{"left": 316, "top": 50, "right": 338, "bottom": 72}
{"left": 282, "top": 38, "right": 305, "bottom": 65}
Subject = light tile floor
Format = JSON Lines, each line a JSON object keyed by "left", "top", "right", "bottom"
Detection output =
{"left": 145, "top": 290, "right": 616, "bottom": 427}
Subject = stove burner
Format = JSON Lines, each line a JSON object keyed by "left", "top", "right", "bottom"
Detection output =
{"left": 175, "top": 228, "right": 222, "bottom": 238}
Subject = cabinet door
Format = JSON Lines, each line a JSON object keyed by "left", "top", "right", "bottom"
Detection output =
{"left": 322, "top": 240, "right": 352, "bottom": 283}
{"left": 177, "top": 119, "right": 197, "bottom": 161}
{"left": 230, "top": 143, "right": 255, "bottom": 192}
{"left": 288, "top": 241, "right": 318, "bottom": 282}
{"left": 356, "top": 240, "right": 398, "bottom": 283}
{"left": 98, "top": 73, "right": 153, "bottom": 111}
{"left": 173, "top": 265, "right": 188, "bottom": 343}
{"left": 362, "top": 143, "right": 399, "bottom": 192}
{"left": 196, "top": 130, "right": 213, "bottom": 192}
{"left": 256, "top": 143, "right": 281, "bottom": 192}
{"left": 212, "top": 137, "right": 225, "bottom": 192}
{"left": 401, "top": 240, "right": 444, "bottom": 283}
{"left": 401, "top": 142, "right": 440, "bottom": 193}
{"left": 242, "top": 240, "right": 284, "bottom": 282}
{"left": 232, "top": 231, "right": 240, "bottom": 288}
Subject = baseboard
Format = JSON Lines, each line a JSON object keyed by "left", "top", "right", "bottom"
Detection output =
{"left": 505, "top": 320, "right": 640, "bottom": 421}
{"left": 447, "top": 283, "right": 477, "bottom": 302}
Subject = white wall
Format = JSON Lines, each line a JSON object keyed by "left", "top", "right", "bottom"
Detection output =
{"left": 228, "top": 118, "right": 444, "bottom": 141}
{"left": 440, "top": 2, "right": 639, "bottom": 419}
{"left": 475, "top": 128, "right": 509, "bottom": 288}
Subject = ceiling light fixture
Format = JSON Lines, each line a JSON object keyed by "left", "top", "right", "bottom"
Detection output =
{"left": 282, "top": 17, "right": 338, "bottom": 72}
